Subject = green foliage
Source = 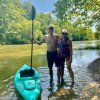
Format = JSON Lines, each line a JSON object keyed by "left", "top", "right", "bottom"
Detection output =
{"left": 35, "top": 13, "right": 55, "bottom": 35}
{"left": 75, "top": 26, "right": 95, "bottom": 40}
{"left": 22, "top": 1, "right": 32, "bottom": 20}
{"left": 0, "top": 0, "right": 26, "bottom": 44}
{"left": 54, "top": 0, "right": 100, "bottom": 32}
{"left": 95, "top": 31, "right": 100, "bottom": 40}
{"left": 0, "top": 0, "right": 98, "bottom": 44}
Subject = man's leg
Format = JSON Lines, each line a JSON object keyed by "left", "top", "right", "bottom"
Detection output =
{"left": 47, "top": 51, "right": 53, "bottom": 82}
{"left": 66, "top": 58, "right": 74, "bottom": 84}
{"left": 55, "top": 54, "right": 61, "bottom": 84}
{"left": 49, "top": 67, "right": 53, "bottom": 82}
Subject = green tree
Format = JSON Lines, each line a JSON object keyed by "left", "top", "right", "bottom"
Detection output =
{"left": 22, "top": 1, "right": 32, "bottom": 20}
{"left": 53, "top": 0, "right": 100, "bottom": 32}
{"left": 0, "top": 0, "right": 26, "bottom": 44}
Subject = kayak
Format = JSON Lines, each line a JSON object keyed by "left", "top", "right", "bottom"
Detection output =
{"left": 14, "top": 64, "right": 41, "bottom": 100}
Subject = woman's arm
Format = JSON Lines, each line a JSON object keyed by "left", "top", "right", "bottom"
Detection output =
{"left": 69, "top": 40, "right": 73, "bottom": 62}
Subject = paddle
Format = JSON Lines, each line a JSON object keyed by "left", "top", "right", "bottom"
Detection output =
{"left": 20, "top": 6, "right": 36, "bottom": 77}
{"left": 30, "top": 5, "right": 36, "bottom": 72}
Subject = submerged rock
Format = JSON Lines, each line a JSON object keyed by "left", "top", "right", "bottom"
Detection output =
{"left": 88, "top": 58, "right": 100, "bottom": 83}
{"left": 81, "top": 82, "right": 100, "bottom": 100}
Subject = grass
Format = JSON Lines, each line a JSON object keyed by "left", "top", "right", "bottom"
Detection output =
{"left": 78, "top": 41, "right": 100, "bottom": 50}
{"left": 0, "top": 44, "right": 47, "bottom": 81}
{"left": 0, "top": 41, "right": 100, "bottom": 80}
{"left": 82, "top": 46, "right": 100, "bottom": 50}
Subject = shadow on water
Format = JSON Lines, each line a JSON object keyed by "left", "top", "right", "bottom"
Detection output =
{"left": 38, "top": 65, "right": 80, "bottom": 100}
{"left": 0, "top": 50, "right": 100, "bottom": 99}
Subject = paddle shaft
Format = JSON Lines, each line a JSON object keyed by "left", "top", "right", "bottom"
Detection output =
{"left": 30, "top": 6, "right": 35, "bottom": 69}
{"left": 31, "top": 20, "right": 34, "bottom": 68}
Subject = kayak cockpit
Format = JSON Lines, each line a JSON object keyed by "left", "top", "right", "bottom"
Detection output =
{"left": 20, "top": 69, "right": 35, "bottom": 77}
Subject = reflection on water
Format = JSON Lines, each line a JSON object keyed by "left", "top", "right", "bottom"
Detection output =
{"left": 0, "top": 49, "right": 100, "bottom": 100}
{"left": 39, "top": 50, "right": 100, "bottom": 100}
{"left": 73, "top": 40, "right": 99, "bottom": 49}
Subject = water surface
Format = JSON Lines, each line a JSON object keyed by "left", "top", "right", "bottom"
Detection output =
{"left": 0, "top": 41, "right": 100, "bottom": 100}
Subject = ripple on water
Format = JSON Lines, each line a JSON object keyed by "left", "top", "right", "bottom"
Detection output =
{"left": 0, "top": 50, "right": 100, "bottom": 100}
{"left": 38, "top": 50, "right": 100, "bottom": 99}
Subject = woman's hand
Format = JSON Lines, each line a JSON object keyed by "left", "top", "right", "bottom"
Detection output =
{"left": 70, "top": 57, "right": 72, "bottom": 63}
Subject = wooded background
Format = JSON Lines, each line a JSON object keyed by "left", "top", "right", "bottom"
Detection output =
{"left": 0, "top": 0, "right": 99, "bottom": 44}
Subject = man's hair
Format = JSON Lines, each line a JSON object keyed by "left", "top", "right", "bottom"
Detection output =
{"left": 48, "top": 24, "right": 54, "bottom": 30}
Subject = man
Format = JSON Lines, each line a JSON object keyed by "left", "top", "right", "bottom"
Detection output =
{"left": 33, "top": 24, "right": 60, "bottom": 83}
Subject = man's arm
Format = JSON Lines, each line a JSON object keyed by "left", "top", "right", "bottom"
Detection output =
{"left": 33, "top": 36, "right": 45, "bottom": 45}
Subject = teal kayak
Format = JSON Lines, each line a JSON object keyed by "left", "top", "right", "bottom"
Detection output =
{"left": 14, "top": 64, "right": 41, "bottom": 100}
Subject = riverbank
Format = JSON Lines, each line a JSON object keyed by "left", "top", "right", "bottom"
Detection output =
{"left": 88, "top": 58, "right": 100, "bottom": 83}
{"left": 81, "top": 58, "right": 100, "bottom": 100}
{"left": 78, "top": 40, "right": 100, "bottom": 50}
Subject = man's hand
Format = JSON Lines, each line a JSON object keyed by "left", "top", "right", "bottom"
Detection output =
{"left": 32, "top": 35, "right": 35, "bottom": 40}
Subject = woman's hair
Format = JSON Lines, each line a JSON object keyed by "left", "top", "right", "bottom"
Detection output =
{"left": 61, "top": 29, "right": 70, "bottom": 41}
{"left": 62, "top": 29, "right": 68, "bottom": 33}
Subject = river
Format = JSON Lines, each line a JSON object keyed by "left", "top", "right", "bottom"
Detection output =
{"left": 0, "top": 41, "right": 100, "bottom": 100}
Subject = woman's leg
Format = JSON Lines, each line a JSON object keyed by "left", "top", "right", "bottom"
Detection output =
{"left": 66, "top": 57, "right": 74, "bottom": 84}
{"left": 57, "top": 67, "right": 61, "bottom": 83}
{"left": 60, "top": 57, "right": 65, "bottom": 83}
{"left": 61, "top": 67, "right": 64, "bottom": 82}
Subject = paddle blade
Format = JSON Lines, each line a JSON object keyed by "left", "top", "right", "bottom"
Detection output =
{"left": 32, "top": 5, "right": 36, "bottom": 20}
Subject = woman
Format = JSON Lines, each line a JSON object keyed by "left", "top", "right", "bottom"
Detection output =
{"left": 58, "top": 29, "right": 74, "bottom": 85}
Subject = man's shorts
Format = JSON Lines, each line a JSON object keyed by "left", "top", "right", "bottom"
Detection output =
{"left": 47, "top": 51, "right": 60, "bottom": 68}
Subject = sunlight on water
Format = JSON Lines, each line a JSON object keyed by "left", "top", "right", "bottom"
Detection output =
{"left": 0, "top": 50, "right": 100, "bottom": 100}
{"left": 39, "top": 50, "right": 100, "bottom": 100}
{"left": 0, "top": 41, "right": 100, "bottom": 100}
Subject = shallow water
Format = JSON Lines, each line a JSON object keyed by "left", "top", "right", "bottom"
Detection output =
{"left": 0, "top": 50, "right": 100, "bottom": 100}
{"left": 39, "top": 50, "right": 100, "bottom": 100}
{"left": 0, "top": 41, "right": 100, "bottom": 100}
